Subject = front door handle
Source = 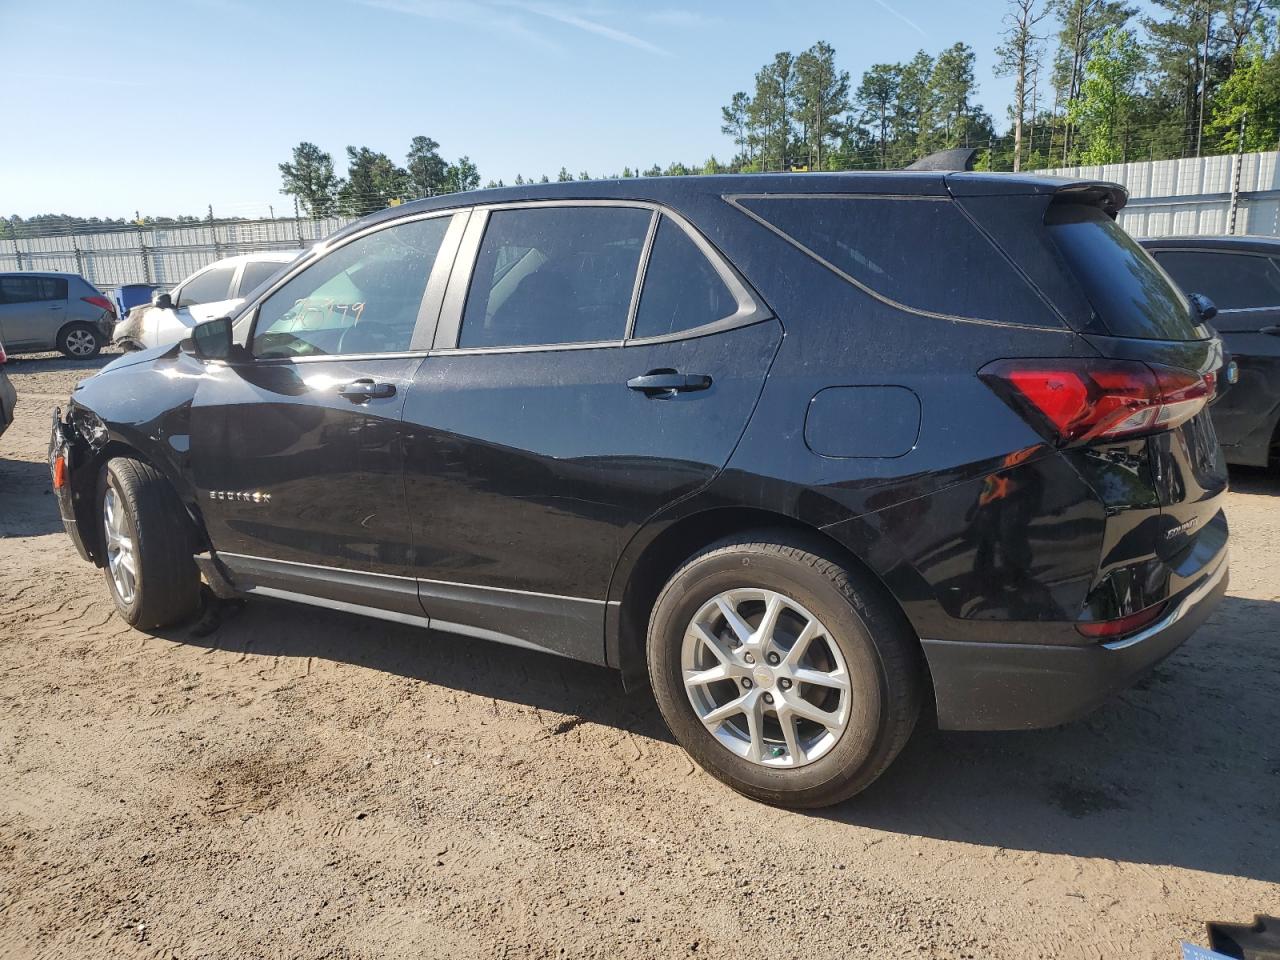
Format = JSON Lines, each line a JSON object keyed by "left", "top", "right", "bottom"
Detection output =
{"left": 1261, "top": 325, "right": 1280, "bottom": 336}
{"left": 627, "top": 370, "right": 712, "bottom": 397}
{"left": 339, "top": 379, "right": 396, "bottom": 402}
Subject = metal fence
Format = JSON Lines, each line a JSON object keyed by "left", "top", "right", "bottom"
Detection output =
{"left": 1043, "top": 150, "right": 1280, "bottom": 238}
{"left": 0, "top": 216, "right": 357, "bottom": 295}
{"left": 8, "top": 151, "right": 1280, "bottom": 295}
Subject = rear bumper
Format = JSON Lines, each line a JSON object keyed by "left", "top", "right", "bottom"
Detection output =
{"left": 922, "top": 547, "right": 1229, "bottom": 731}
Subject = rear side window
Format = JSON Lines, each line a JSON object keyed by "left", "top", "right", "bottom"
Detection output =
{"left": 460, "top": 206, "right": 651, "bottom": 348}
{"left": 178, "top": 266, "right": 236, "bottom": 307}
{"left": 1046, "top": 204, "right": 1201, "bottom": 341}
{"left": 0, "top": 276, "right": 66, "bottom": 303}
{"left": 238, "top": 260, "right": 287, "bottom": 297}
{"left": 736, "top": 196, "right": 1054, "bottom": 326}
{"left": 633, "top": 217, "right": 737, "bottom": 339}
{"left": 1151, "top": 250, "right": 1280, "bottom": 311}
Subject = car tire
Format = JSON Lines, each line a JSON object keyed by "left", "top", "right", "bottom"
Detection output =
{"left": 99, "top": 457, "right": 202, "bottom": 629}
{"left": 58, "top": 323, "right": 103, "bottom": 359}
{"left": 647, "top": 533, "right": 922, "bottom": 808}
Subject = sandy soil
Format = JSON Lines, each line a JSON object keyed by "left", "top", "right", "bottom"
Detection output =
{"left": 0, "top": 351, "right": 1276, "bottom": 960}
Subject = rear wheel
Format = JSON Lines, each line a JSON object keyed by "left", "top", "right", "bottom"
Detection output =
{"left": 99, "top": 457, "right": 201, "bottom": 628}
{"left": 59, "top": 323, "right": 102, "bottom": 359}
{"left": 647, "top": 534, "right": 921, "bottom": 808}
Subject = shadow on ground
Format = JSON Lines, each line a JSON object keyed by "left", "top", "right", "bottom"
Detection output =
{"left": 0, "top": 458, "right": 65, "bottom": 537}
{"left": 162, "top": 588, "right": 1280, "bottom": 886}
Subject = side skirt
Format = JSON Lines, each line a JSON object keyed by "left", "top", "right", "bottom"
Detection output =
{"left": 216, "top": 552, "right": 611, "bottom": 664}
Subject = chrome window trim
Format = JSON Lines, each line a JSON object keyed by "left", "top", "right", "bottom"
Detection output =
{"left": 432, "top": 198, "right": 772, "bottom": 354}
{"left": 236, "top": 208, "right": 466, "bottom": 362}
{"left": 725, "top": 192, "right": 1058, "bottom": 332}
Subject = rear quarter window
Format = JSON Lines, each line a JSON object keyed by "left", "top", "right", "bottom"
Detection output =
{"left": 1046, "top": 204, "right": 1202, "bottom": 341}
{"left": 733, "top": 195, "right": 1058, "bottom": 327}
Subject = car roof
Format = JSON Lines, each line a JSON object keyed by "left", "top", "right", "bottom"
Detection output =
{"left": 1140, "top": 235, "right": 1280, "bottom": 253}
{"left": 0, "top": 271, "right": 87, "bottom": 280}
{"left": 203, "top": 250, "right": 301, "bottom": 267}
{"left": 323, "top": 171, "right": 1128, "bottom": 247}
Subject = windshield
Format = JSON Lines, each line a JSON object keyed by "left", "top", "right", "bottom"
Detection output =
{"left": 1046, "top": 203, "right": 1203, "bottom": 341}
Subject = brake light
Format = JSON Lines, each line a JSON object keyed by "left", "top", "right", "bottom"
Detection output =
{"left": 1076, "top": 601, "right": 1167, "bottom": 639}
{"left": 979, "top": 359, "right": 1213, "bottom": 445}
{"left": 81, "top": 295, "right": 116, "bottom": 317}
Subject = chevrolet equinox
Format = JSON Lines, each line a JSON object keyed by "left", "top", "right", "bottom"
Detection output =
{"left": 50, "top": 173, "right": 1230, "bottom": 807}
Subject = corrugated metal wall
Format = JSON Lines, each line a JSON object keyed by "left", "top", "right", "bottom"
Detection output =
{"left": 1043, "top": 151, "right": 1280, "bottom": 238}
{"left": 0, "top": 216, "right": 355, "bottom": 293}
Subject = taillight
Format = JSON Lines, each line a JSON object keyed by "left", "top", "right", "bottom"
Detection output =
{"left": 82, "top": 295, "right": 116, "bottom": 317}
{"left": 979, "top": 359, "right": 1213, "bottom": 446}
{"left": 1076, "top": 601, "right": 1167, "bottom": 639}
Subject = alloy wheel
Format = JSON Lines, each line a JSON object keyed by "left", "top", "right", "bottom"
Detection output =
{"left": 681, "top": 588, "right": 851, "bottom": 768}
{"left": 65, "top": 329, "right": 97, "bottom": 356}
{"left": 103, "top": 486, "right": 137, "bottom": 606}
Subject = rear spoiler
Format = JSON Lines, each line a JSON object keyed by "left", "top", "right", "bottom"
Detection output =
{"left": 1049, "top": 182, "right": 1128, "bottom": 218}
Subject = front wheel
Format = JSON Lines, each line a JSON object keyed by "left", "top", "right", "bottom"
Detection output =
{"left": 647, "top": 534, "right": 922, "bottom": 808}
{"left": 59, "top": 323, "right": 103, "bottom": 359}
{"left": 99, "top": 457, "right": 202, "bottom": 628}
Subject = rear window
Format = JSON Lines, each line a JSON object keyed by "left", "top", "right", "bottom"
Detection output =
{"left": 1150, "top": 249, "right": 1280, "bottom": 311}
{"left": 1046, "top": 203, "right": 1202, "bottom": 341}
{"left": 736, "top": 196, "right": 1056, "bottom": 326}
{"left": 238, "top": 259, "right": 287, "bottom": 296}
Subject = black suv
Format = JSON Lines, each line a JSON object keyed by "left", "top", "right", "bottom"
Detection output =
{"left": 1141, "top": 235, "right": 1280, "bottom": 468}
{"left": 50, "top": 174, "right": 1229, "bottom": 807}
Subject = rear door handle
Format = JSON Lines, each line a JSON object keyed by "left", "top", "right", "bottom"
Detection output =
{"left": 627, "top": 370, "right": 712, "bottom": 396}
{"left": 339, "top": 379, "right": 396, "bottom": 402}
{"left": 1261, "top": 325, "right": 1280, "bottom": 336}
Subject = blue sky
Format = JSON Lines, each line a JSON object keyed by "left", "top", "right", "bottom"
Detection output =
{"left": 3, "top": 0, "right": 1026, "bottom": 219}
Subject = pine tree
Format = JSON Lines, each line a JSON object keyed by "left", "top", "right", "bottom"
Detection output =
{"left": 795, "top": 42, "right": 851, "bottom": 170}
{"left": 997, "top": 0, "right": 1051, "bottom": 170}
{"left": 856, "top": 64, "right": 901, "bottom": 167}
{"left": 278, "top": 142, "right": 341, "bottom": 217}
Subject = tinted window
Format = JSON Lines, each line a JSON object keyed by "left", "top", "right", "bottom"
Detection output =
{"left": 738, "top": 196, "right": 1053, "bottom": 325}
{"left": 1151, "top": 250, "right": 1280, "bottom": 311}
{"left": 1046, "top": 204, "right": 1201, "bottom": 340}
{"left": 238, "top": 259, "right": 288, "bottom": 297}
{"left": 633, "top": 217, "right": 737, "bottom": 339}
{"left": 0, "top": 276, "right": 66, "bottom": 304}
{"left": 177, "top": 266, "right": 235, "bottom": 307}
{"left": 460, "top": 206, "right": 651, "bottom": 348}
{"left": 253, "top": 216, "right": 449, "bottom": 358}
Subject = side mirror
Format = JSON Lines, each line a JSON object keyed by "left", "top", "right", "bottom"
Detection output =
{"left": 189, "top": 316, "right": 233, "bottom": 361}
{"left": 1189, "top": 292, "right": 1218, "bottom": 323}
{"left": 153, "top": 291, "right": 174, "bottom": 310}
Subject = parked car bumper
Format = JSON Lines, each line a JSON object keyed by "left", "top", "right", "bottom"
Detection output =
{"left": 921, "top": 544, "right": 1229, "bottom": 731}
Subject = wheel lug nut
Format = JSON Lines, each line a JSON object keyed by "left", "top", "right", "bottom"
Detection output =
{"left": 779, "top": 678, "right": 792, "bottom": 690}
{"left": 741, "top": 678, "right": 753, "bottom": 689}
{"left": 743, "top": 653, "right": 755, "bottom": 664}
{"left": 763, "top": 692, "right": 774, "bottom": 704}
{"left": 766, "top": 652, "right": 780, "bottom": 665}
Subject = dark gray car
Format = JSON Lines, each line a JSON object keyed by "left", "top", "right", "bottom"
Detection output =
{"left": 0, "top": 339, "right": 15, "bottom": 438}
{"left": 1141, "top": 236, "right": 1280, "bottom": 467}
{"left": 0, "top": 272, "right": 117, "bottom": 358}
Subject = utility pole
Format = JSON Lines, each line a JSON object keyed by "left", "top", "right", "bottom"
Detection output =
{"left": 1229, "top": 110, "right": 1247, "bottom": 235}
{"left": 1196, "top": 6, "right": 1212, "bottom": 157}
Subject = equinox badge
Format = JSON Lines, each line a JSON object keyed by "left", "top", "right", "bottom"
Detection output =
{"left": 208, "top": 490, "right": 272, "bottom": 504}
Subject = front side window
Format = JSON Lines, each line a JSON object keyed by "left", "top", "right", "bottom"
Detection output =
{"left": 1152, "top": 249, "right": 1280, "bottom": 311}
{"left": 632, "top": 217, "right": 737, "bottom": 339}
{"left": 459, "top": 206, "right": 651, "bottom": 348}
{"left": 252, "top": 216, "right": 450, "bottom": 359}
{"left": 177, "top": 266, "right": 236, "bottom": 307}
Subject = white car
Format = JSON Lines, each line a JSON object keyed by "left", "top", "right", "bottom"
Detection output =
{"left": 114, "top": 251, "right": 300, "bottom": 351}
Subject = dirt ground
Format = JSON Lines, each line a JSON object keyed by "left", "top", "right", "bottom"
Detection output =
{"left": 0, "top": 351, "right": 1276, "bottom": 960}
